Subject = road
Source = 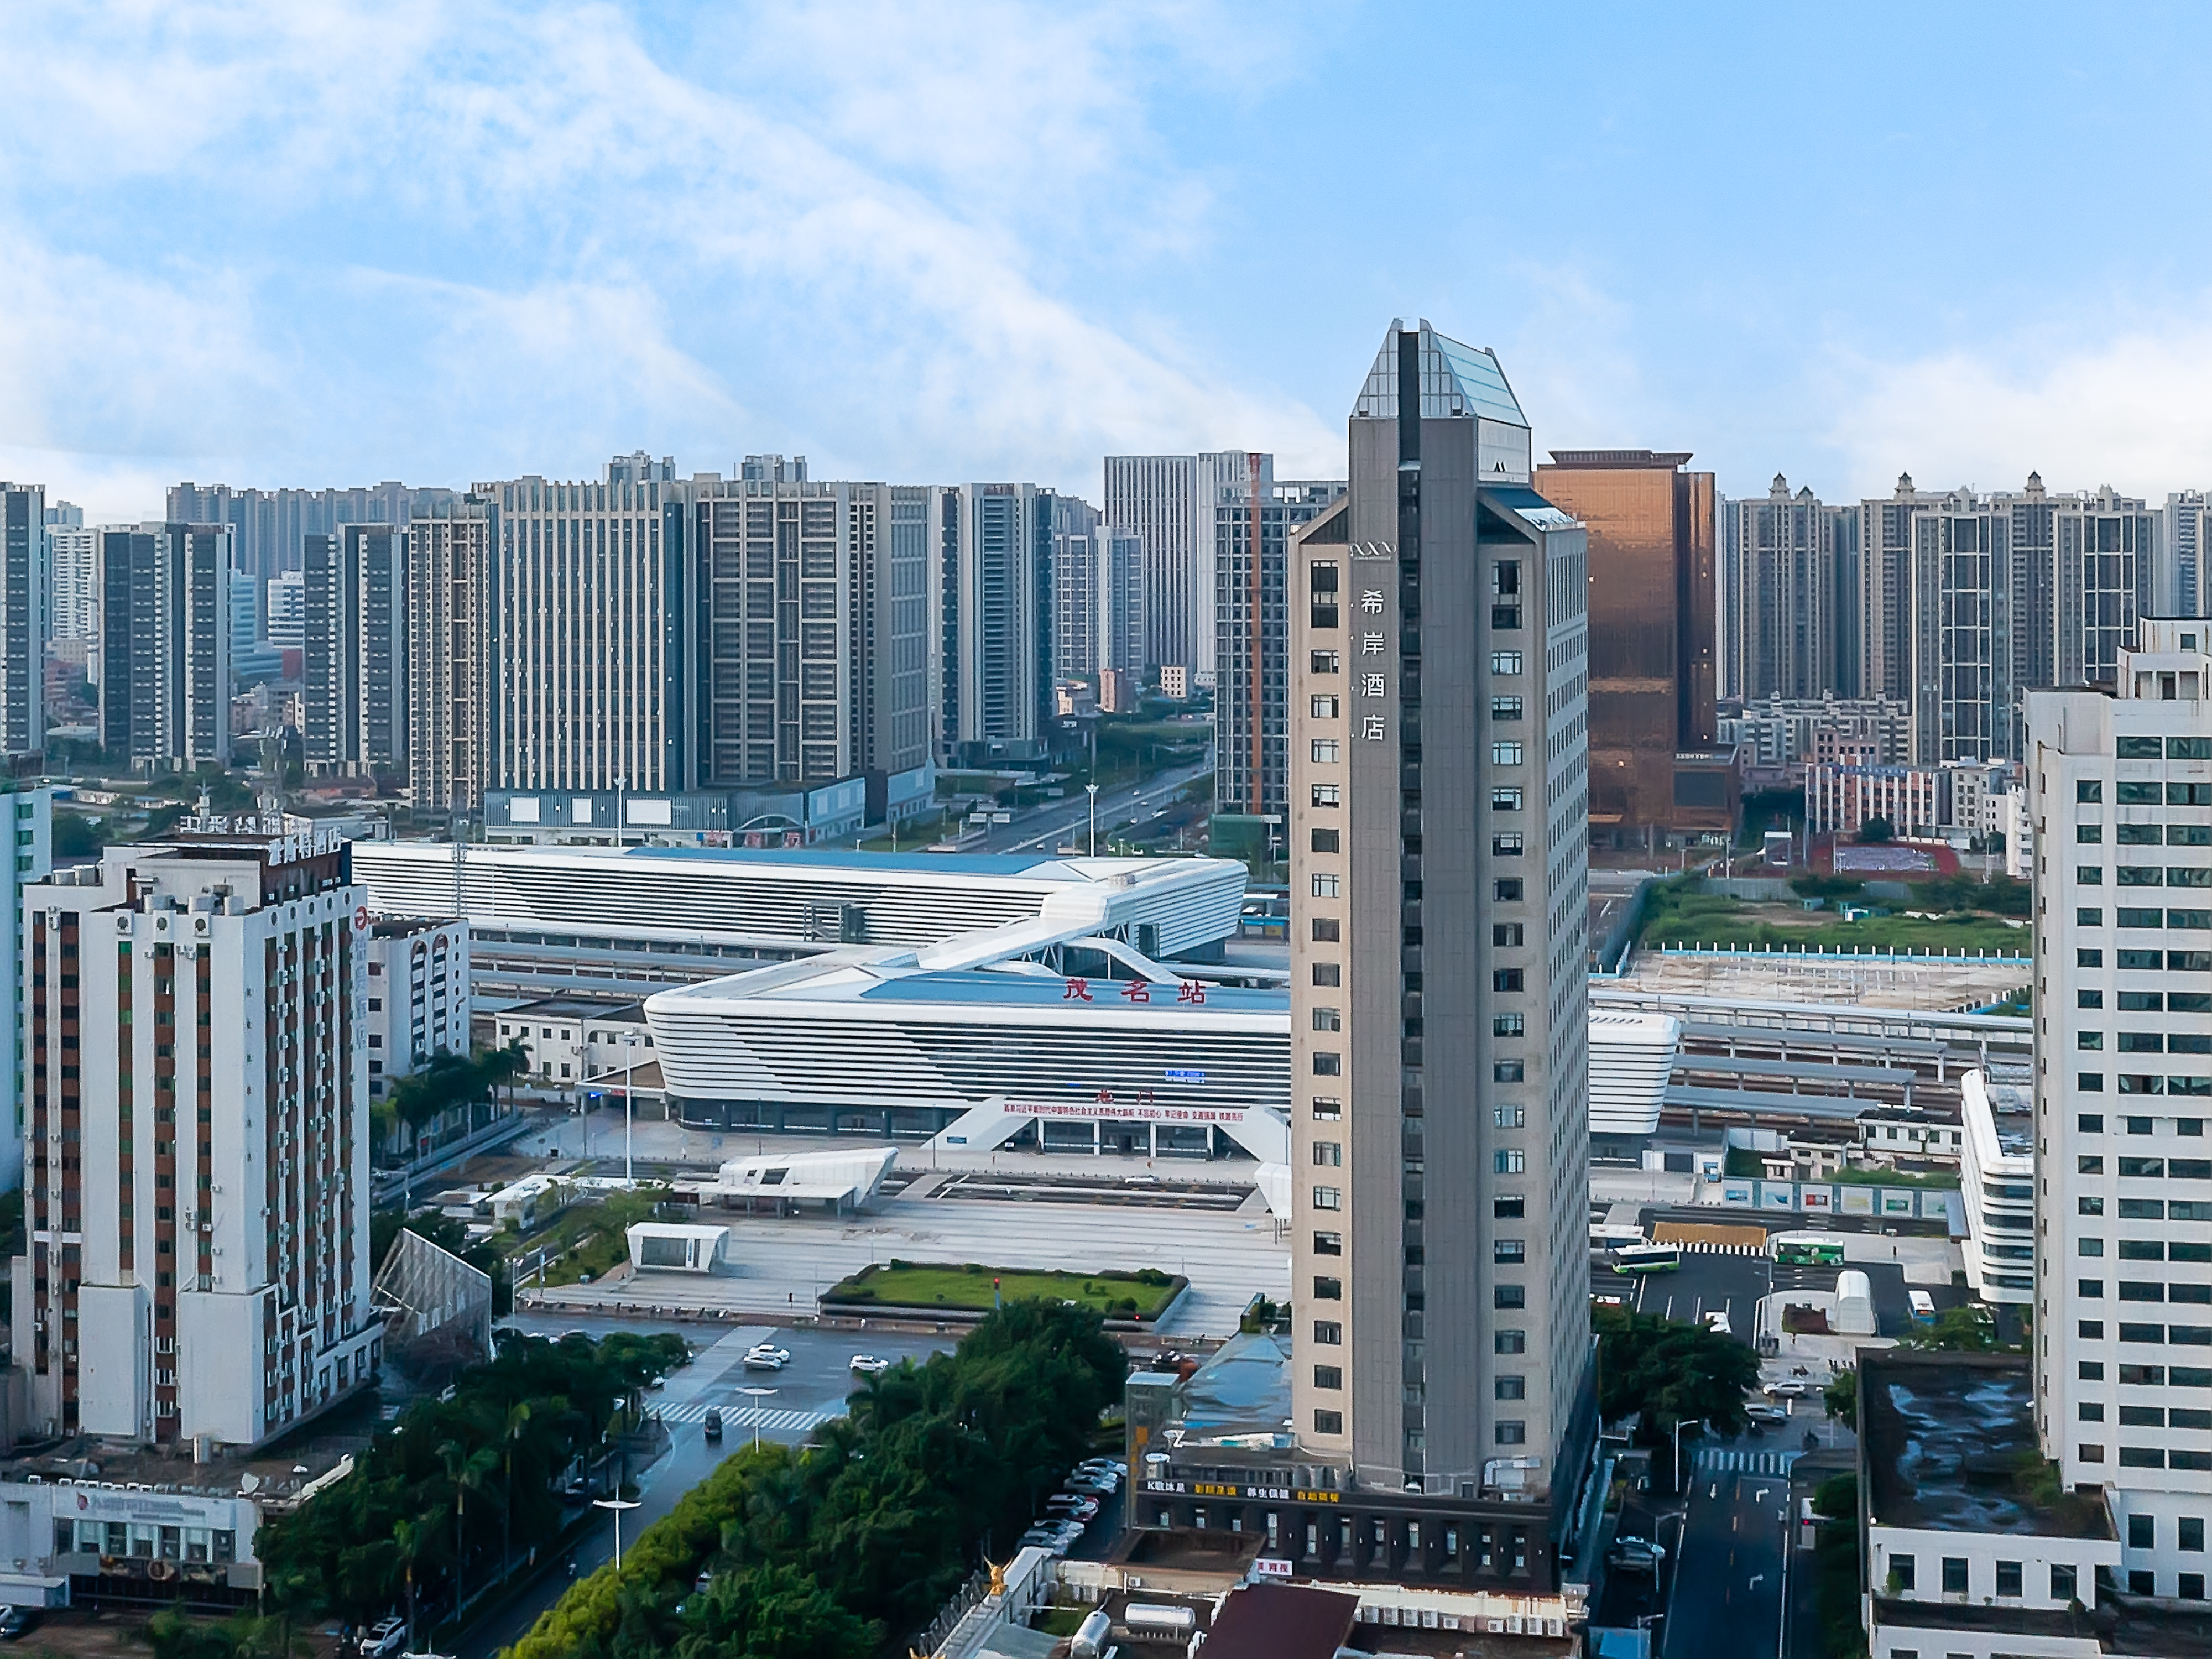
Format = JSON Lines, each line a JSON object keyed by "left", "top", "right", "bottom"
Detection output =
{"left": 457, "top": 1316, "right": 954, "bottom": 1659}
{"left": 978, "top": 749, "right": 1214, "bottom": 857}
{"left": 1661, "top": 1436, "right": 1794, "bottom": 1659}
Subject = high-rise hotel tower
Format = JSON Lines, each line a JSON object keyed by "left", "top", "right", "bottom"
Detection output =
{"left": 1288, "top": 320, "right": 1593, "bottom": 1579}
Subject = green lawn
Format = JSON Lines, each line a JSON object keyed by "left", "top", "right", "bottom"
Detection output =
{"left": 1639, "top": 889, "right": 2026, "bottom": 956}
{"left": 823, "top": 1261, "right": 1180, "bottom": 1317}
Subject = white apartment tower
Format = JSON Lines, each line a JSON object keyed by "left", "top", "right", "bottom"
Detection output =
{"left": 481, "top": 463, "right": 687, "bottom": 795}
{"left": 12, "top": 824, "right": 379, "bottom": 1447}
{"left": 1287, "top": 320, "right": 1590, "bottom": 1579}
{"left": 690, "top": 462, "right": 932, "bottom": 789}
{"left": 302, "top": 525, "right": 408, "bottom": 776}
{"left": 1104, "top": 450, "right": 1268, "bottom": 681}
{"left": 45, "top": 504, "right": 96, "bottom": 646}
{"left": 405, "top": 498, "right": 494, "bottom": 813}
{"left": 2028, "top": 617, "right": 2212, "bottom": 1599}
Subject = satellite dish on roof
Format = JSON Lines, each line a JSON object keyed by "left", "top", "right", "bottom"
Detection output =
{"left": 239, "top": 1473, "right": 261, "bottom": 1494}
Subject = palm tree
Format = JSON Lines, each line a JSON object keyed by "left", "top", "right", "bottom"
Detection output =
{"left": 393, "top": 1515, "right": 433, "bottom": 1652}
{"left": 438, "top": 1439, "right": 500, "bottom": 1621}
{"left": 499, "top": 1400, "right": 534, "bottom": 1585}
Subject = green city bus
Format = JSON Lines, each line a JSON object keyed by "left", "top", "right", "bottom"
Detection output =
{"left": 1772, "top": 1233, "right": 1846, "bottom": 1267}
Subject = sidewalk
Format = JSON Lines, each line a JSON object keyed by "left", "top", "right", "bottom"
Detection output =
{"left": 1781, "top": 1443, "right": 1855, "bottom": 1659}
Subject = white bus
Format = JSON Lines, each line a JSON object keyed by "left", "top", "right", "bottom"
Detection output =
{"left": 1591, "top": 1223, "right": 1647, "bottom": 1254}
{"left": 1608, "top": 1242, "right": 1682, "bottom": 1275}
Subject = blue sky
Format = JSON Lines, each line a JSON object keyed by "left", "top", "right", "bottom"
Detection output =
{"left": 8, "top": 1, "right": 2212, "bottom": 522}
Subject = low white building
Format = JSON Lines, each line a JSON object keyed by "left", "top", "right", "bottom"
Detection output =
{"left": 1959, "top": 1069, "right": 2036, "bottom": 1305}
{"left": 1858, "top": 1351, "right": 2162, "bottom": 1659}
{"left": 493, "top": 997, "right": 651, "bottom": 1086}
{"left": 365, "top": 917, "right": 470, "bottom": 1099}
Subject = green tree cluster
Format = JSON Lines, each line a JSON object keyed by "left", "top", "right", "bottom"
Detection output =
{"left": 388, "top": 1045, "right": 528, "bottom": 1129}
{"left": 1907, "top": 870, "right": 2031, "bottom": 917}
{"left": 254, "top": 1331, "right": 686, "bottom": 1637}
{"left": 1595, "top": 1304, "right": 1762, "bottom": 1449}
{"left": 509, "top": 1299, "right": 1126, "bottom": 1659}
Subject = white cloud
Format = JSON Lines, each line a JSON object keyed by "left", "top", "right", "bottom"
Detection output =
{"left": 0, "top": 0, "right": 1334, "bottom": 502}
{"left": 1827, "top": 307, "right": 2212, "bottom": 500}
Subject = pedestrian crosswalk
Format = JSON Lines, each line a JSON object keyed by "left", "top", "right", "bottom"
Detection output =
{"left": 660, "top": 1402, "right": 834, "bottom": 1434}
{"left": 1678, "top": 1242, "right": 1765, "bottom": 1255}
{"left": 1694, "top": 1448, "right": 1802, "bottom": 1475}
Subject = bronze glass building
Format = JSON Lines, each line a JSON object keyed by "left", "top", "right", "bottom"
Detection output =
{"left": 1533, "top": 450, "right": 1730, "bottom": 845}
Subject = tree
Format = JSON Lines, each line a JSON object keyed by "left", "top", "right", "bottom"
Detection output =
{"left": 1595, "top": 1305, "right": 1762, "bottom": 1446}
{"left": 1824, "top": 1366, "right": 1857, "bottom": 1430}
{"left": 1856, "top": 815, "right": 1894, "bottom": 844}
{"left": 673, "top": 1562, "right": 880, "bottom": 1659}
{"left": 53, "top": 814, "right": 103, "bottom": 858}
{"left": 1898, "top": 1305, "right": 2001, "bottom": 1353}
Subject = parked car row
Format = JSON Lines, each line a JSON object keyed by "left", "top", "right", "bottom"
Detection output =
{"left": 1017, "top": 1459, "right": 1126, "bottom": 1557}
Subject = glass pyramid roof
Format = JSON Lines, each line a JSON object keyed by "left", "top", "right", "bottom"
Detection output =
{"left": 1350, "top": 318, "right": 1527, "bottom": 427}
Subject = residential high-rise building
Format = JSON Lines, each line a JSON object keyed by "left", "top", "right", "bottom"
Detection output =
{"left": 1866, "top": 475, "right": 2152, "bottom": 765}
{"left": 0, "top": 787, "right": 52, "bottom": 1193}
{"left": 167, "top": 480, "right": 453, "bottom": 593}
{"left": 1534, "top": 450, "right": 1727, "bottom": 847}
{"left": 1104, "top": 450, "right": 1267, "bottom": 679}
{"left": 45, "top": 503, "right": 95, "bottom": 647}
{"left": 1048, "top": 498, "right": 1146, "bottom": 684}
{"left": 478, "top": 462, "right": 689, "bottom": 796}
{"left": 1050, "top": 494, "right": 1102, "bottom": 683}
{"left": 1213, "top": 473, "right": 1347, "bottom": 818}
{"left": 227, "top": 570, "right": 258, "bottom": 659}
{"left": 2027, "top": 618, "right": 2212, "bottom": 1600}
{"left": 13, "top": 822, "right": 377, "bottom": 1446}
{"left": 1719, "top": 474, "right": 1860, "bottom": 702}
{"left": 0, "top": 484, "right": 50, "bottom": 758}
{"left": 1288, "top": 320, "right": 1591, "bottom": 1577}
{"left": 97, "top": 524, "right": 231, "bottom": 771}
{"left": 933, "top": 483, "right": 1053, "bottom": 763}
{"left": 302, "top": 526, "right": 408, "bottom": 776}
{"left": 405, "top": 497, "right": 494, "bottom": 813}
{"left": 2162, "top": 491, "right": 2212, "bottom": 618}
{"left": 688, "top": 461, "right": 931, "bottom": 790}
{"left": 264, "top": 571, "right": 305, "bottom": 649}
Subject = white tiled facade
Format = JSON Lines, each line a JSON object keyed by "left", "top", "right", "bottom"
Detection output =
{"left": 2030, "top": 618, "right": 2212, "bottom": 1600}
{"left": 364, "top": 920, "right": 470, "bottom": 1098}
{"left": 13, "top": 827, "right": 379, "bottom": 1449}
{"left": 1959, "top": 1069, "right": 2035, "bottom": 1306}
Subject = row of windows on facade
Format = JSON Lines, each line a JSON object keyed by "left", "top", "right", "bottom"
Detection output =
{"left": 1308, "top": 1154, "right": 1528, "bottom": 1208}
{"left": 2074, "top": 906, "right": 2212, "bottom": 930}
{"left": 1157, "top": 1506, "right": 1533, "bottom": 1575}
{"left": 1888, "top": 1554, "right": 2097, "bottom": 1601}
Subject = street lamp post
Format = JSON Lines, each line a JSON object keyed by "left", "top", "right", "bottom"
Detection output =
{"left": 620, "top": 1029, "right": 644, "bottom": 1185}
{"left": 1084, "top": 783, "right": 1099, "bottom": 857}
{"left": 591, "top": 1497, "right": 642, "bottom": 1572}
{"left": 737, "top": 1385, "right": 777, "bottom": 1452}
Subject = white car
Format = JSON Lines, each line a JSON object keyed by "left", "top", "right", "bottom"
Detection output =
{"left": 363, "top": 1618, "right": 408, "bottom": 1659}
{"left": 1703, "top": 1311, "right": 1733, "bottom": 1337}
{"left": 1744, "top": 1402, "right": 1788, "bottom": 1425}
{"left": 1765, "top": 1380, "right": 1814, "bottom": 1399}
{"left": 743, "top": 1347, "right": 791, "bottom": 1371}
{"left": 849, "top": 1354, "right": 891, "bottom": 1375}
